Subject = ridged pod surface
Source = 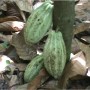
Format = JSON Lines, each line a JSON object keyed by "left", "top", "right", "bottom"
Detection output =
{"left": 43, "top": 30, "right": 66, "bottom": 79}
{"left": 24, "top": 55, "right": 43, "bottom": 82}
{"left": 24, "top": 2, "right": 53, "bottom": 44}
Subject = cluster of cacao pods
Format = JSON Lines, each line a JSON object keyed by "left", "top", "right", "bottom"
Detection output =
{"left": 24, "top": 1, "right": 67, "bottom": 83}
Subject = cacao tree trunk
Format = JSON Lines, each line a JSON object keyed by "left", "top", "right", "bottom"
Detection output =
{"left": 53, "top": 1, "right": 75, "bottom": 62}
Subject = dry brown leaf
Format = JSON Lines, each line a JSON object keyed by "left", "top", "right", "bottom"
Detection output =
{"left": 75, "top": 0, "right": 90, "bottom": 21}
{"left": 0, "top": 0, "right": 32, "bottom": 13}
{"left": 40, "top": 79, "right": 59, "bottom": 90}
{"left": 11, "top": 31, "right": 37, "bottom": 60}
{"left": 7, "top": 0, "right": 32, "bottom": 12}
{"left": 58, "top": 51, "right": 87, "bottom": 89}
{"left": 12, "top": 84, "right": 28, "bottom": 90}
{"left": 15, "top": 63, "right": 27, "bottom": 71}
{"left": 71, "top": 38, "right": 81, "bottom": 54}
{"left": 27, "top": 68, "right": 47, "bottom": 90}
{"left": 0, "top": 21, "right": 24, "bottom": 32}
{"left": 0, "top": 16, "right": 20, "bottom": 23}
{"left": 81, "top": 36, "right": 90, "bottom": 44}
{"left": 75, "top": 38, "right": 90, "bottom": 67}
{"left": 6, "top": 1, "right": 26, "bottom": 21}
{"left": 73, "top": 23, "right": 90, "bottom": 35}
{"left": 9, "top": 75, "right": 21, "bottom": 89}
{"left": 0, "top": 21, "right": 14, "bottom": 32}
{"left": 0, "top": 33, "right": 12, "bottom": 42}
{"left": 74, "top": 0, "right": 90, "bottom": 35}
{"left": 4, "top": 46, "right": 19, "bottom": 62}
{"left": 0, "top": 0, "right": 6, "bottom": 11}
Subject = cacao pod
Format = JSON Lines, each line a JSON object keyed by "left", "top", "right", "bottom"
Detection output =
{"left": 43, "top": 30, "right": 66, "bottom": 79}
{"left": 24, "top": 55, "right": 44, "bottom": 82}
{"left": 24, "top": 2, "right": 53, "bottom": 44}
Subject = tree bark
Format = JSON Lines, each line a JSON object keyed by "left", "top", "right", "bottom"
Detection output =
{"left": 53, "top": 1, "right": 75, "bottom": 62}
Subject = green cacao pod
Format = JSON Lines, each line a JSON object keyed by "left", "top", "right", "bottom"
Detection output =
{"left": 24, "top": 2, "right": 53, "bottom": 44}
{"left": 24, "top": 55, "right": 43, "bottom": 82}
{"left": 43, "top": 30, "right": 66, "bottom": 79}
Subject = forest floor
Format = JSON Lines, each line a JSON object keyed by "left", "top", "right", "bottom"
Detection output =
{"left": 0, "top": 0, "right": 90, "bottom": 90}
